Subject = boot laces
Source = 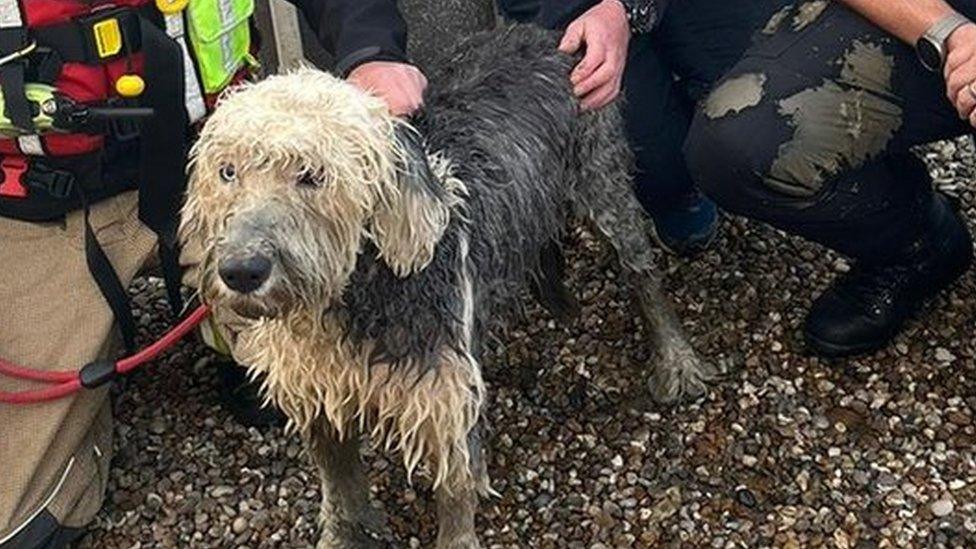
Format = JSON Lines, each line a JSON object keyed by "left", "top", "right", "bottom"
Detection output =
{"left": 836, "top": 262, "right": 915, "bottom": 316}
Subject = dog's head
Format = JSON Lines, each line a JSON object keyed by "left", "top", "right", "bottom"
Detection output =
{"left": 181, "top": 68, "right": 452, "bottom": 320}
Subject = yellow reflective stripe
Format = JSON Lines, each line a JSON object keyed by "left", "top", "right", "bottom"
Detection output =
{"left": 217, "top": 0, "right": 236, "bottom": 75}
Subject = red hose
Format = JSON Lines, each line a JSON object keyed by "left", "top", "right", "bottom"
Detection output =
{"left": 0, "top": 379, "right": 81, "bottom": 404}
{"left": 0, "top": 305, "right": 211, "bottom": 405}
{"left": 0, "top": 360, "right": 76, "bottom": 383}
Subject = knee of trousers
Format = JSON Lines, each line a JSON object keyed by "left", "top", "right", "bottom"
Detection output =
{"left": 684, "top": 109, "right": 812, "bottom": 221}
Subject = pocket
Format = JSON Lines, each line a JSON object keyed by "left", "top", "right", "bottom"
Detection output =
{"left": 64, "top": 191, "right": 138, "bottom": 251}
{"left": 186, "top": 0, "right": 255, "bottom": 93}
{"left": 748, "top": 2, "right": 839, "bottom": 60}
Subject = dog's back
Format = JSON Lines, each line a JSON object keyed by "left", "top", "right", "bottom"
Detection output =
{"left": 344, "top": 24, "right": 630, "bottom": 365}
{"left": 424, "top": 25, "right": 616, "bottom": 291}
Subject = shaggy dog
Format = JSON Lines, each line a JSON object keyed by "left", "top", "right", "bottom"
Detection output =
{"left": 181, "top": 24, "right": 713, "bottom": 548}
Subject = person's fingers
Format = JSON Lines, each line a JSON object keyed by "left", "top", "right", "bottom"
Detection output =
{"left": 969, "top": 102, "right": 976, "bottom": 129}
{"left": 571, "top": 37, "right": 606, "bottom": 86}
{"left": 580, "top": 80, "right": 620, "bottom": 111}
{"left": 946, "top": 56, "right": 976, "bottom": 102}
{"left": 954, "top": 79, "right": 976, "bottom": 119}
{"left": 945, "top": 47, "right": 970, "bottom": 80}
{"left": 575, "top": 59, "right": 617, "bottom": 96}
{"left": 558, "top": 22, "right": 584, "bottom": 54}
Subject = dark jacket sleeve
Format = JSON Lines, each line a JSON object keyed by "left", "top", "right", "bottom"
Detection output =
{"left": 287, "top": 0, "right": 409, "bottom": 76}
{"left": 536, "top": 0, "right": 597, "bottom": 29}
{"left": 536, "top": 0, "right": 668, "bottom": 33}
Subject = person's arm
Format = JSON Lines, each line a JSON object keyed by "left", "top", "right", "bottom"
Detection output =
{"left": 839, "top": 0, "right": 976, "bottom": 126}
{"left": 286, "top": 0, "right": 427, "bottom": 115}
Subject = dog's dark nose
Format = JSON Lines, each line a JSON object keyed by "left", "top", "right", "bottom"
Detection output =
{"left": 218, "top": 254, "right": 272, "bottom": 294}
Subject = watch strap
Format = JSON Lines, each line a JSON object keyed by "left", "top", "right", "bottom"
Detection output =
{"left": 924, "top": 12, "right": 971, "bottom": 65}
{"left": 618, "top": 0, "right": 661, "bottom": 34}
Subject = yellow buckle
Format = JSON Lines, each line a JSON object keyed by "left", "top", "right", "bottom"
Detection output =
{"left": 156, "top": 0, "right": 189, "bottom": 15}
{"left": 92, "top": 18, "right": 122, "bottom": 59}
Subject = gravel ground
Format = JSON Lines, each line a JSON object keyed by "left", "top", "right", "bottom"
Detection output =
{"left": 79, "top": 140, "right": 976, "bottom": 548}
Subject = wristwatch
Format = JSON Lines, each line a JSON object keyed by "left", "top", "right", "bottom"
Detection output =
{"left": 916, "top": 12, "right": 972, "bottom": 72}
{"left": 617, "top": 0, "right": 660, "bottom": 35}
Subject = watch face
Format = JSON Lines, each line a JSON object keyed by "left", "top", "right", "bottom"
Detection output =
{"left": 917, "top": 38, "right": 943, "bottom": 72}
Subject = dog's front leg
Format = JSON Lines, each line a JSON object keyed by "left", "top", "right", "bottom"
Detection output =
{"left": 304, "top": 417, "right": 388, "bottom": 548}
{"left": 435, "top": 423, "right": 486, "bottom": 549}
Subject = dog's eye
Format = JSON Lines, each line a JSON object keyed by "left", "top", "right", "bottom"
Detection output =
{"left": 297, "top": 172, "right": 324, "bottom": 188}
{"left": 218, "top": 163, "right": 237, "bottom": 183}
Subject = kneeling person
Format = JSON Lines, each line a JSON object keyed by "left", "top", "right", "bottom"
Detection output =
{"left": 686, "top": 0, "right": 975, "bottom": 357}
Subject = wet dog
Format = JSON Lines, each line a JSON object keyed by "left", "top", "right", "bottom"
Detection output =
{"left": 181, "top": 24, "right": 712, "bottom": 548}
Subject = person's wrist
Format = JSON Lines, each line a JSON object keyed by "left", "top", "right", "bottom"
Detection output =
{"left": 613, "top": 0, "right": 658, "bottom": 34}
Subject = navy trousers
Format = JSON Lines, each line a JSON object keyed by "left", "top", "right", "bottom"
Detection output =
{"left": 497, "top": 0, "right": 790, "bottom": 213}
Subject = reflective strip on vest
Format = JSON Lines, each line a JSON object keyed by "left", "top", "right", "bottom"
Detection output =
{"left": 217, "top": 0, "right": 235, "bottom": 74}
{"left": 17, "top": 134, "right": 42, "bottom": 155}
{"left": 163, "top": 13, "right": 206, "bottom": 124}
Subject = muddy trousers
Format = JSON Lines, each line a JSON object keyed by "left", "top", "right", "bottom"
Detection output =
{"left": 686, "top": 1, "right": 976, "bottom": 263}
{"left": 499, "top": 0, "right": 792, "bottom": 213}
{"left": 0, "top": 192, "right": 158, "bottom": 548}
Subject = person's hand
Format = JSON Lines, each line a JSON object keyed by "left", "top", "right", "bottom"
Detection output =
{"left": 347, "top": 61, "right": 428, "bottom": 116}
{"left": 558, "top": 0, "right": 630, "bottom": 111}
{"left": 944, "top": 22, "right": 976, "bottom": 127}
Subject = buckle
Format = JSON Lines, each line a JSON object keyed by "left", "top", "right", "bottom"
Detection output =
{"left": 0, "top": 156, "right": 28, "bottom": 198}
{"left": 78, "top": 8, "right": 133, "bottom": 63}
{"left": 26, "top": 163, "right": 75, "bottom": 199}
{"left": 92, "top": 18, "right": 122, "bottom": 59}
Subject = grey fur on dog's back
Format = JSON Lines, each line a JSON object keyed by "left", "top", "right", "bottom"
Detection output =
{"left": 343, "top": 25, "right": 615, "bottom": 368}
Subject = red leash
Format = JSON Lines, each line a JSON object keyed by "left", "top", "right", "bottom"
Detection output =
{"left": 0, "top": 305, "right": 211, "bottom": 404}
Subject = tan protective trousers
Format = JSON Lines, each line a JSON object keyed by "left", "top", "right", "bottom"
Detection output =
{"left": 0, "top": 191, "right": 157, "bottom": 547}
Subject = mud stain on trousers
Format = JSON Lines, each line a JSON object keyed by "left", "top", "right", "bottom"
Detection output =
{"left": 762, "top": 5, "right": 792, "bottom": 35}
{"left": 704, "top": 73, "right": 767, "bottom": 119}
{"left": 793, "top": 0, "right": 829, "bottom": 32}
{"left": 766, "top": 40, "right": 903, "bottom": 198}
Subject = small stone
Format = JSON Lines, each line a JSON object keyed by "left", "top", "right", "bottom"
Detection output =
{"left": 149, "top": 417, "right": 166, "bottom": 435}
{"left": 232, "top": 517, "right": 248, "bottom": 534}
{"left": 935, "top": 348, "right": 956, "bottom": 363}
{"left": 742, "top": 455, "right": 758, "bottom": 467}
{"left": 736, "top": 488, "right": 757, "bottom": 508}
{"left": 931, "top": 498, "right": 954, "bottom": 517}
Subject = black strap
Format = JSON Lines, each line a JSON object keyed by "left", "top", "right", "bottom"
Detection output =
{"left": 33, "top": 9, "right": 143, "bottom": 64}
{"left": 0, "top": 25, "right": 32, "bottom": 130}
{"left": 81, "top": 189, "right": 137, "bottom": 352}
{"left": 138, "top": 17, "right": 188, "bottom": 316}
{"left": 158, "top": 235, "right": 183, "bottom": 315}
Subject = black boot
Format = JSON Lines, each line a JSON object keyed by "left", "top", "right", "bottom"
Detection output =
{"left": 804, "top": 194, "right": 973, "bottom": 358}
{"left": 217, "top": 359, "right": 287, "bottom": 429}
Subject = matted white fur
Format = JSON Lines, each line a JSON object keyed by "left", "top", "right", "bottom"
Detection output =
{"left": 233, "top": 309, "right": 485, "bottom": 490}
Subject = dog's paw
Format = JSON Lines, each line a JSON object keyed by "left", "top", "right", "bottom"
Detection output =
{"left": 317, "top": 518, "right": 392, "bottom": 549}
{"left": 648, "top": 347, "right": 717, "bottom": 404}
{"left": 435, "top": 532, "right": 482, "bottom": 549}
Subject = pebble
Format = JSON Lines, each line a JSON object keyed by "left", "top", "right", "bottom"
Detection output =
{"left": 931, "top": 499, "right": 955, "bottom": 517}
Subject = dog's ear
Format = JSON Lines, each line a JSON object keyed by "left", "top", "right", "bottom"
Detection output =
{"left": 368, "top": 126, "right": 452, "bottom": 276}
